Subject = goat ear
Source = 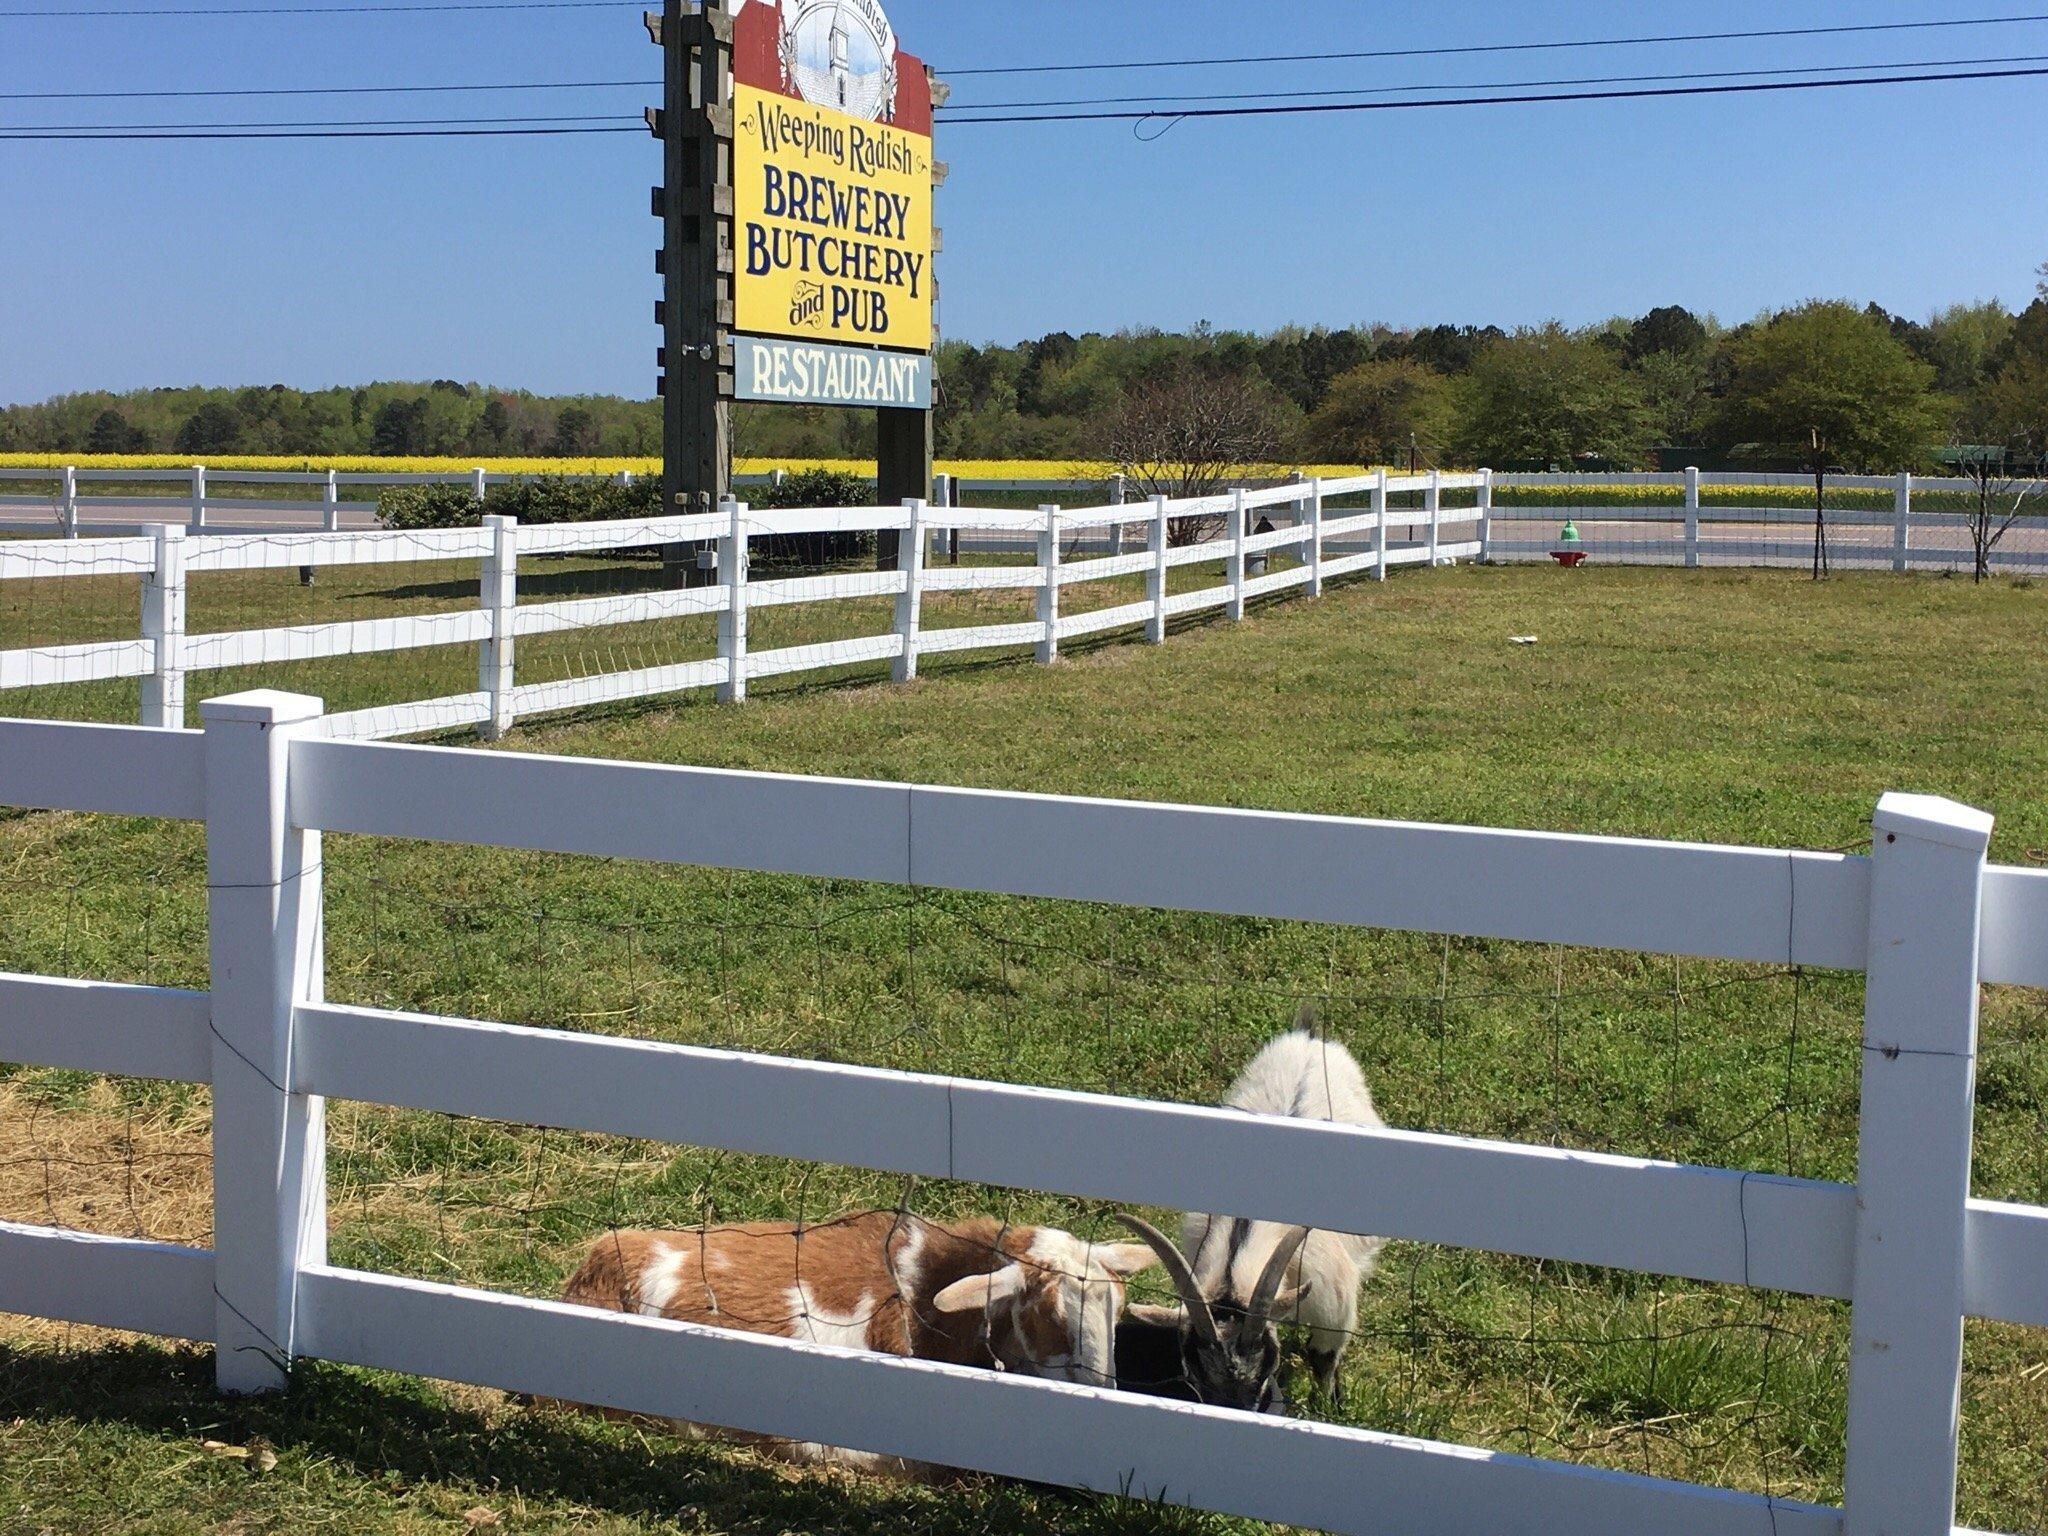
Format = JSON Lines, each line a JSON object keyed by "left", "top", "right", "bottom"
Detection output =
{"left": 1266, "top": 1280, "right": 1314, "bottom": 1317}
{"left": 1124, "top": 1303, "right": 1186, "bottom": 1327}
{"left": 1097, "top": 1242, "right": 1161, "bottom": 1279}
{"left": 930, "top": 1264, "right": 1030, "bottom": 1315}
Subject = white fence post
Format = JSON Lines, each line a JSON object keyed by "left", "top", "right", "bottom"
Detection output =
{"left": 1841, "top": 792, "right": 1993, "bottom": 1536}
{"left": 190, "top": 465, "right": 207, "bottom": 531}
{"left": 61, "top": 465, "right": 78, "bottom": 538}
{"left": 1685, "top": 467, "right": 1702, "bottom": 569}
{"left": 1307, "top": 477, "right": 1325, "bottom": 598}
{"left": 1892, "top": 471, "right": 1913, "bottom": 574}
{"left": 1373, "top": 469, "right": 1390, "bottom": 582}
{"left": 203, "top": 689, "right": 328, "bottom": 1396}
{"left": 479, "top": 515, "right": 519, "bottom": 741}
{"left": 717, "top": 498, "right": 749, "bottom": 703}
{"left": 893, "top": 498, "right": 926, "bottom": 683}
{"left": 472, "top": 467, "right": 488, "bottom": 504}
{"left": 1477, "top": 468, "right": 1494, "bottom": 565}
{"left": 1426, "top": 470, "right": 1442, "bottom": 566}
{"left": 1036, "top": 505, "right": 1060, "bottom": 664}
{"left": 322, "top": 470, "right": 341, "bottom": 533}
{"left": 1109, "top": 472, "right": 1126, "bottom": 557}
{"left": 139, "top": 525, "right": 188, "bottom": 730}
{"left": 1147, "top": 495, "right": 1169, "bottom": 644}
{"left": 1226, "top": 488, "right": 1248, "bottom": 620}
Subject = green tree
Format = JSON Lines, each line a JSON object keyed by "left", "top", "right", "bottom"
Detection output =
{"left": 371, "top": 398, "right": 428, "bottom": 454}
{"left": 1299, "top": 359, "right": 1450, "bottom": 467}
{"left": 1923, "top": 300, "right": 2014, "bottom": 396}
{"left": 551, "top": 406, "right": 598, "bottom": 456}
{"left": 1951, "top": 355, "right": 2048, "bottom": 582}
{"left": 86, "top": 408, "right": 148, "bottom": 454}
{"left": 1450, "top": 324, "right": 1650, "bottom": 469}
{"left": 1624, "top": 305, "right": 1708, "bottom": 365}
{"left": 1714, "top": 301, "right": 1938, "bottom": 577}
{"left": 1633, "top": 350, "right": 1715, "bottom": 447}
{"left": 174, "top": 401, "right": 242, "bottom": 456}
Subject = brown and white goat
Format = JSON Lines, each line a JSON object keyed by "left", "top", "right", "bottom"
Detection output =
{"left": 556, "top": 1210, "right": 1157, "bottom": 1473}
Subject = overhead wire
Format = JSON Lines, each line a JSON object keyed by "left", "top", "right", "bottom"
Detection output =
{"left": 935, "top": 64, "right": 2048, "bottom": 127}
{"left": 0, "top": 122, "right": 645, "bottom": 135}
{"left": 0, "top": 76, "right": 658, "bottom": 100}
{"left": 7, "top": 110, "right": 638, "bottom": 128}
{"left": 939, "top": 14, "right": 2048, "bottom": 76}
{"left": 937, "top": 53, "right": 2048, "bottom": 113}
{"left": 0, "top": 0, "right": 639, "bottom": 14}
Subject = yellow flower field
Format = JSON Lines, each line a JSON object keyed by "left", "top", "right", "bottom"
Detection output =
{"left": 0, "top": 452, "right": 1374, "bottom": 481}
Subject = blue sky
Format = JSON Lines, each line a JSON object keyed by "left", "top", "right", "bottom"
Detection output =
{"left": 2, "top": 0, "right": 2045, "bottom": 404}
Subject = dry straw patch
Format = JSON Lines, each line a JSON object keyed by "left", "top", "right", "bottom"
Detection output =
{"left": 0, "top": 1078, "right": 212, "bottom": 1350}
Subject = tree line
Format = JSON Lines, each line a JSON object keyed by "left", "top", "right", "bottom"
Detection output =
{"left": 2, "top": 267, "right": 2043, "bottom": 481}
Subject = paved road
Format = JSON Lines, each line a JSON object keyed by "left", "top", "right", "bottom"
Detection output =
{"left": 1490, "top": 512, "right": 2048, "bottom": 572}
{"left": 0, "top": 501, "right": 383, "bottom": 536}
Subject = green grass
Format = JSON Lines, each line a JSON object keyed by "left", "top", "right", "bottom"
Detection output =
{"left": 3, "top": 563, "right": 2046, "bottom": 1535}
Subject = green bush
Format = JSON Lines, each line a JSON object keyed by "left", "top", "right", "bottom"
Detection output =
{"left": 377, "top": 468, "right": 885, "bottom": 567}
{"left": 747, "top": 466, "right": 877, "bottom": 567}
{"left": 379, "top": 477, "right": 660, "bottom": 531}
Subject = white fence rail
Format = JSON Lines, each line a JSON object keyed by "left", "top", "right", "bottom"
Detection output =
{"left": 0, "top": 471, "right": 1485, "bottom": 738}
{"left": 1487, "top": 469, "right": 2048, "bottom": 574}
{"left": 1, "top": 698, "right": 2045, "bottom": 1536}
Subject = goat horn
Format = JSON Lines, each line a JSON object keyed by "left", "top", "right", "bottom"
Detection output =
{"left": 1114, "top": 1213, "right": 1221, "bottom": 1348}
{"left": 1246, "top": 1225, "right": 1311, "bottom": 1328}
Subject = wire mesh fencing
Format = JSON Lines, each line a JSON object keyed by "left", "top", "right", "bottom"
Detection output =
{"left": 0, "top": 807, "right": 2042, "bottom": 1525}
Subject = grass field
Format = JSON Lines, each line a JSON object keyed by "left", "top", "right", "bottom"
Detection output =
{"left": 3, "top": 563, "right": 2045, "bottom": 1535}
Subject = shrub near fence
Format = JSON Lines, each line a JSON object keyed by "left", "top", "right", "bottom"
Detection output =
{"left": 0, "top": 700, "right": 2044, "bottom": 1536}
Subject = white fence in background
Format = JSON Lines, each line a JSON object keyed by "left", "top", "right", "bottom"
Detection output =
{"left": 0, "top": 463, "right": 1047, "bottom": 538}
{"left": 1, "top": 699, "right": 2045, "bottom": 1536}
{"left": 0, "top": 472, "right": 1485, "bottom": 740}
{"left": 1487, "top": 469, "right": 2048, "bottom": 574}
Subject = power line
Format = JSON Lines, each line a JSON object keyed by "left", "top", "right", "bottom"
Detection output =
{"left": 0, "top": 76, "right": 657, "bottom": 100}
{"left": 4, "top": 60, "right": 2042, "bottom": 138}
{"left": 0, "top": 122, "right": 641, "bottom": 135}
{"left": 942, "top": 14, "right": 2048, "bottom": 77}
{"left": 7, "top": 110, "right": 637, "bottom": 128}
{"left": 0, "top": 0, "right": 636, "bottom": 14}
{"left": 938, "top": 54, "right": 2048, "bottom": 113}
{"left": 939, "top": 64, "right": 2048, "bottom": 125}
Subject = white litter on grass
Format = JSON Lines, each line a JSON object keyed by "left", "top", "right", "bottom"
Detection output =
{"left": 1510, "top": 636, "right": 1539, "bottom": 646}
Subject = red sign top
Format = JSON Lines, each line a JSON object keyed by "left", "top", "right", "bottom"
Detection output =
{"left": 733, "top": 0, "right": 932, "bottom": 137}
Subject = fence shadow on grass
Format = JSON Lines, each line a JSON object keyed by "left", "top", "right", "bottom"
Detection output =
{"left": 0, "top": 1339, "right": 1198, "bottom": 1536}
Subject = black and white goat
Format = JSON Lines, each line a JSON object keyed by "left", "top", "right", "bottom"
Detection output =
{"left": 1117, "top": 1027, "right": 1385, "bottom": 1408}
{"left": 1112, "top": 1214, "right": 1307, "bottom": 1413}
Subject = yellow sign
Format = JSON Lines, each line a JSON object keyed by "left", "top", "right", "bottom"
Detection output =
{"left": 733, "top": 81, "right": 933, "bottom": 355}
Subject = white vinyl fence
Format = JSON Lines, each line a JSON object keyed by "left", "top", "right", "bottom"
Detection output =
{"left": 1487, "top": 470, "right": 2048, "bottom": 575}
{"left": 1, "top": 698, "right": 2045, "bottom": 1536}
{"left": 0, "top": 471, "right": 1486, "bottom": 740}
